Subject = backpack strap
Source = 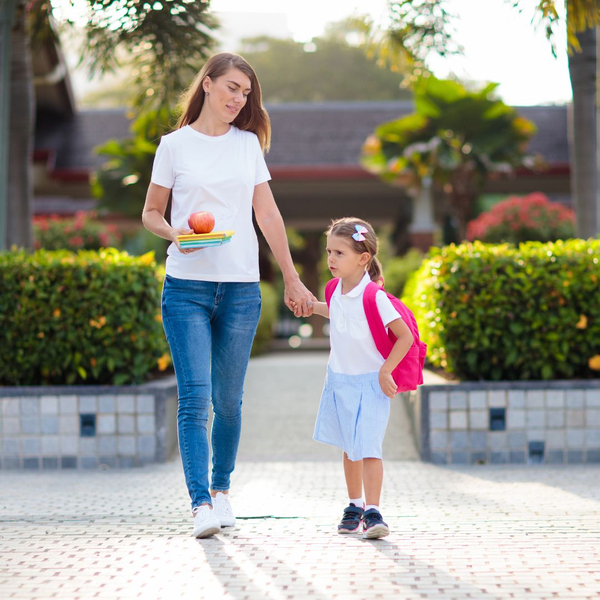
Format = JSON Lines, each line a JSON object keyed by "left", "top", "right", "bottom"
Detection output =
{"left": 324, "top": 278, "right": 340, "bottom": 308}
{"left": 363, "top": 282, "right": 394, "bottom": 358}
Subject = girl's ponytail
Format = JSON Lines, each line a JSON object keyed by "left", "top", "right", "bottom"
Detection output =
{"left": 368, "top": 255, "right": 384, "bottom": 286}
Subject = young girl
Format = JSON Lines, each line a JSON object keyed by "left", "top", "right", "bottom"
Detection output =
{"left": 295, "top": 217, "right": 414, "bottom": 539}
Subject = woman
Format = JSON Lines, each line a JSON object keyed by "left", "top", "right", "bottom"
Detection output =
{"left": 142, "top": 53, "right": 315, "bottom": 538}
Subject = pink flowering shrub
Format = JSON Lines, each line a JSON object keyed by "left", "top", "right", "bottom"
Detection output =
{"left": 34, "top": 211, "right": 122, "bottom": 251}
{"left": 466, "top": 193, "right": 575, "bottom": 244}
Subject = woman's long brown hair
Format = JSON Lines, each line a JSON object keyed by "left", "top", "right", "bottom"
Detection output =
{"left": 176, "top": 53, "right": 271, "bottom": 152}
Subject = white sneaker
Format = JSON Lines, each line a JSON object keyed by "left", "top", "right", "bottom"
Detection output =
{"left": 213, "top": 492, "right": 236, "bottom": 527}
{"left": 193, "top": 505, "right": 221, "bottom": 538}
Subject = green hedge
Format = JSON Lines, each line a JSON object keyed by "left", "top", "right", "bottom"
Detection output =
{"left": 0, "top": 248, "right": 169, "bottom": 386}
{"left": 252, "top": 281, "right": 278, "bottom": 356}
{"left": 403, "top": 239, "right": 600, "bottom": 381}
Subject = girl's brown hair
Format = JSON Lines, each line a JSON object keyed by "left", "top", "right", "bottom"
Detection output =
{"left": 326, "top": 217, "right": 383, "bottom": 284}
{"left": 176, "top": 53, "right": 271, "bottom": 152}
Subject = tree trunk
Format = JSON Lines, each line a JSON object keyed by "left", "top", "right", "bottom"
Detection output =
{"left": 391, "top": 194, "right": 414, "bottom": 255}
{"left": 449, "top": 168, "right": 476, "bottom": 241}
{"left": 568, "top": 26, "right": 598, "bottom": 238}
{"left": 7, "top": 0, "right": 33, "bottom": 249}
{"left": 0, "top": 0, "right": 20, "bottom": 250}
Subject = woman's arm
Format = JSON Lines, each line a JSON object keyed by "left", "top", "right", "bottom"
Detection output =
{"left": 253, "top": 182, "right": 317, "bottom": 316}
{"left": 141, "top": 183, "right": 198, "bottom": 253}
{"left": 379, "top": 317, "right": 414, "bottom": 398}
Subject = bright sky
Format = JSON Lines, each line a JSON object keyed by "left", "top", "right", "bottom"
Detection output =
{"left": 210, "top": 0, "right": 572, "bottom": 106}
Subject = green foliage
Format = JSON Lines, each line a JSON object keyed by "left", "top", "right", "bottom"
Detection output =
{"left": 361, "top": 76, "right": 538, "bottom": 193}
{"left": 382, "top": 248, "right": 425, "bottom": 297}
{"left": 467, "top": 192, "right": 576, "bottom": 244}
{"left": 361, "top": 76, "right": 539, "bottom": 238}
{"left": 355, "top": 0, "right": 461, "bottom": 80}
{"left": 252, "top": 282, "right": 278, "bottom": 356}
{"left": 403, "top": 239, "right": 600, "bottom": 381}
{"left": 33, "top": 211, "right": 123, "bottom": 251}
{"left": 510, "top": 0, "right": 600, "bottom": 57}
{"left": 240, "top": 31, "right": 411, "bottom": 103}
{"left": 0, "top": 248, "right": 169, "bottom": 386}
{"left": 91, "top": 110, "right": 173, "bottom": 218}
{"left": 29, "top": 2, "right": 217, "bottom": 115}
{"left": 363, "top": 1, "right": 600, "bottom": 75}
{"left": 69, "top": 1, "right": 217, "bottom": 115}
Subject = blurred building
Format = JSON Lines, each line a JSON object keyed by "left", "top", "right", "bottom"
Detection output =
{"left": 33, "top": 15, "right": 571, "bottom": 253}
{"left": 34, "top": 100, "right": 570, "bottom": 242}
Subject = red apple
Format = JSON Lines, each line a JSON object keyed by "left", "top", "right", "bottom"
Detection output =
{"left": 188, "top": 211, "right": 215, "bottom": 234}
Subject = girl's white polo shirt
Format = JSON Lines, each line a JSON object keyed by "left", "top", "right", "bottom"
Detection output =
{"left": 151, "top": 125, "right": 271, "bottom": 282}
{"left": 328, "top": 271, "right": 402, "bottom": 375}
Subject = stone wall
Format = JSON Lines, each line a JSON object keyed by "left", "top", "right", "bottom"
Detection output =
{"left": 0, "top": 376, "right": 178, "bottom": 469}
{"left": 403, "top": 380, "right": 600, "bottom": 465}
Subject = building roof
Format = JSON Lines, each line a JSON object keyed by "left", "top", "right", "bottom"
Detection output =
{"left": 267, "top": 102, "right": 569, "bottom": 166}
{"left": 34, "top": 101, "right": 569, "bottom": 176}
{"left": 35, "top": 108, "right": 132, "bottom": 172}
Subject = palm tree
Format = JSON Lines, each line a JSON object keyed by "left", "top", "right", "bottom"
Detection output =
{"left": 0, "top": 0, "right": 22, "bottom": 250}
{"left": 0, "top": 0, "right": 218, "bottom": 250}
{"left": 566, "top": 24, "right": 598, "bottom": 238}
{"left": 7, "top": 1, "right": 34, "bottom": 249}
{"left": 361, "top": 0, "right": 600, "bottom": 238}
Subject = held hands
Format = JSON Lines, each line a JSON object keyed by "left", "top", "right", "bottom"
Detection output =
{"left": 379, "top": 367, "right": 398, "bottom": 399}
{"left": 171, "top": 228, "right": 203, "bottom": 254}
{"left": 289, "top": 299, "right": 313, "bottom": 318}
{"left": 284, "top": 278, "right": 317, "bottom": 318}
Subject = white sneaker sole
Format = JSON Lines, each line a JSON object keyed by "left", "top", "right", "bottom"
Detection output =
{"left": 362, "top": 524, "right": 390, "bottom": 539}
{"left": 193, "top": 523, "right": 221, "bottom": 538}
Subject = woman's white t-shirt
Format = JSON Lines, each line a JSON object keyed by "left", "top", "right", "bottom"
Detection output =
{"left": 151, "top": 125, "right": 271, "bottom": 282}
{"left": 328, "top": 272, "right": 402, "bottom": 375}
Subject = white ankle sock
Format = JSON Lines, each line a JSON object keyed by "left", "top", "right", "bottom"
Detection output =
{"left": 365, "top": 504, "right": 379, "bottom": 512}
{"left": 349, "top": 497, "right": 364, "bottom": 508}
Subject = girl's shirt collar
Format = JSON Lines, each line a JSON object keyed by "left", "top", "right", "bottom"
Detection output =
{"left": 339, "top": 271, "right": 371, "bottom": 298}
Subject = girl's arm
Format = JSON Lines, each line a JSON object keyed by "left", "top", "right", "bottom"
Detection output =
{"left": 252, "top": 182, "right": 317, "bottom": 316}
{"left": 379, "top": 317, "right": 414, "bottom": 399}
{"left": 311, "top": 301, "right": 329, "bottom": 318}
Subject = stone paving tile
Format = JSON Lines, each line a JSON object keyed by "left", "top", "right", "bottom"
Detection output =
{"left": 2, "top": 353, "right": 600, "bottom": 599}
{"left": 1, "top": 460, "right": 600, "bottom": 599}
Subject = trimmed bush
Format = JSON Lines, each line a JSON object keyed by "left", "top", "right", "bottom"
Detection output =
{"left": 252, "top": 281, "right": 278, "bottom": 355}
{"left": 382, "top": 248, "right": 425, "bottom": 298}
{"left": 466, "top": 193, "right": 575, "bottom": 244}
{"left": 0, "top": 248, "right": 169, "bottom": 385}
{"left": 403, "top": 239, "right": 600, "bottom": 381}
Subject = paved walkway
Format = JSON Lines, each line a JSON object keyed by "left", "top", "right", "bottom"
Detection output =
{"left": 1, "top": 353, "right": 600, "bottom": 599}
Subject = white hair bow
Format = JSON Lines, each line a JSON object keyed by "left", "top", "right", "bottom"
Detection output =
{"left": 352, "top": 225, "right": 368, "bottom": 242}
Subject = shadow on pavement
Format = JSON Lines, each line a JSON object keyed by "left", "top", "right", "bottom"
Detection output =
{"left": 196, "top": 534, "right": 332, "bottom": 599}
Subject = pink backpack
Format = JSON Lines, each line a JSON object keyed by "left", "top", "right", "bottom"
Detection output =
{"left": 325, "top": 278, "right": 427, "bottom": 393}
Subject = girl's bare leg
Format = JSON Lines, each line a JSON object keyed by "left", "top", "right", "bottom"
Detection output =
{"left": 363, "top": 458, "right": 383, "bottom": 506}
{"left": 343, "top": 452, "right": 363, "bottom": 499}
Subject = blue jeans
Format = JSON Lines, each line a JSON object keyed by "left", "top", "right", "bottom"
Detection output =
{"left": 161, "top": 275, "right": 261, "bottom": 511}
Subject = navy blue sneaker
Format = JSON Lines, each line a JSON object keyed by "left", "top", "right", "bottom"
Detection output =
{"left": 337, "top": 503, "right": 364, "bottom": 534}
{"left": 362, "top": 509, "right": 389, "bottom": 539}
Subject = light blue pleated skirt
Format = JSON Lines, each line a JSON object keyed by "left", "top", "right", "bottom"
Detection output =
{"left": 313, "top": 367, "right": 391, "bottom": 461}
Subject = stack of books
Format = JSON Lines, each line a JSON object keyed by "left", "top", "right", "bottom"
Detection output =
{"left": 176, "top": 230, "right": 235, "bottom": 249}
